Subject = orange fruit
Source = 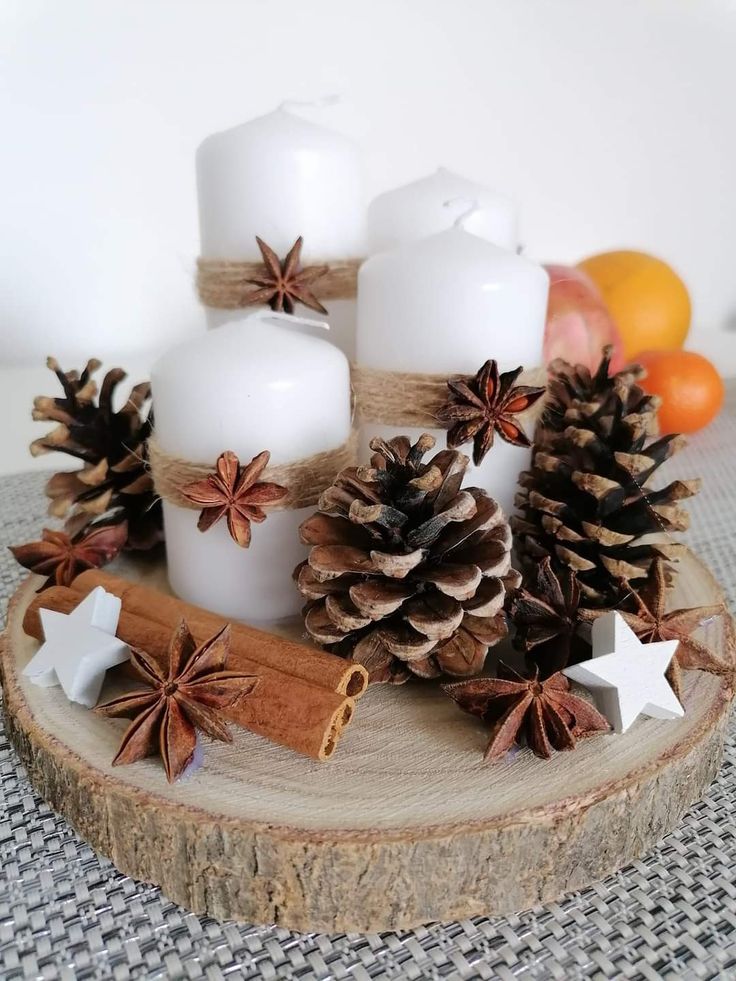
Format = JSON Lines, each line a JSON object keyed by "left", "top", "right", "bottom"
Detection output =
{"left": 577, "top": 250, "right": 691, "bottom": 359}
{"left": 636, "top": 350, "right": 724, "bottom": 434}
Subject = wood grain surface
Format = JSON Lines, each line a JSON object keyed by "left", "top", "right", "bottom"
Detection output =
{"left": 1, "top": 549, "right": 733, "bottom": 932}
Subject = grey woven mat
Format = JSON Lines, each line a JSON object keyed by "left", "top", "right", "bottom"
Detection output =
{"left": 2, "top": 385, "right": 736, "bottom": 981}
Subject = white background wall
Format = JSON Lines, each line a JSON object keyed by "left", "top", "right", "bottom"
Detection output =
{"left": 2, "top": 0, "right": 736, "bottom": 470}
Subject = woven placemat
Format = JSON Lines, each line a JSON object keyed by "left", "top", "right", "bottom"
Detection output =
{"left": 2, "top": 385, "right": 736, "bottom": 980}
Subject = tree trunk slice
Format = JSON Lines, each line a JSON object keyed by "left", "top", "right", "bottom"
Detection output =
{"left": 1, "top": 548, "right": 734, "bottom": 933}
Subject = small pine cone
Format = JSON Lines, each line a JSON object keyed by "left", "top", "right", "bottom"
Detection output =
{"left": 31, "top": 358, "right": 163, "bottom": 550}
{"left": 512, "top": 346, "right": 700, "bottom": 606}
{"left": 294, "top": 434, "right": 520, "bottom": 684}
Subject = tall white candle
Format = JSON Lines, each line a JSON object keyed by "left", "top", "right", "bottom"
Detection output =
{"left": 356, "top": 227, "right": 549, "bottom": 514}
{"left": 196, "top": 106, "right": 366, "bottom": 358}
{"left": 367, "top": 167, "right": 518, "bottom": 254}
{"left": 151, "top": 313, "right": 351, "bottom": 622}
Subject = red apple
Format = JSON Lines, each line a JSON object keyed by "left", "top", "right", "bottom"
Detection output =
{"left": 543, "top": 264, "right": 625, "bottom": 372}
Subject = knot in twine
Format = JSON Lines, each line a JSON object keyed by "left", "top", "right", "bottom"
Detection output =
{"left": 148, "top": 431, "right": 358, "bottom": 512}
{"left": 351, "top": 364, "right": 548, "bottom": 428}
{"left": 197, "top": 257, "right": 362, "bottom": 310}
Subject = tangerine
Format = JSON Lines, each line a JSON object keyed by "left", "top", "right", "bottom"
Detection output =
{"left": 577, "top": 250, "right": 691, "bottom": 359}
{"left": 636, "top": 350, "right": 724, "bottom": 434}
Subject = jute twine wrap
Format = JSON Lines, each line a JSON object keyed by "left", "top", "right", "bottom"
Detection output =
{"left": 197, "top": 258, "right": 362, "bottom": 310}
{"left": 148, "top": 430, "right": 358, "bottom": 512}
{"left": 351, "top": 364, "right": 548, "bottom": 428}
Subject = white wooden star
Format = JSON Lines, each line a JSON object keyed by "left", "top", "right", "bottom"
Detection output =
{"left": 563, "top": 610, "right": 683, "bottom": 733}
{"left": 23, "top": 586, "right": 130, "bottom": 707}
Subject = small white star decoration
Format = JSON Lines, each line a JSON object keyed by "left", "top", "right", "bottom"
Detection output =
{"left": 23, "top": 586, "right": 130, "bottom": 707}
{"left": 564, "top": 610, "right": 684, "bottom": 733}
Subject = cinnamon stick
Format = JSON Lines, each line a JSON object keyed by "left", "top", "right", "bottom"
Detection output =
{"left": 70, "top": 570, "right": 367, "bottom": 698}
{"left": 23, "top": 587, "right": 354, "bottom": 761}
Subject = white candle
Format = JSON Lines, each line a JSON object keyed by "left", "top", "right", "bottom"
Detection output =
{"left": 151, "top": 313, "right": 351, "bottom": 622}
{"left": 356, "top": 226, "right": 549, "bottom": 515}
{"left": 196, "top": 106, "right": 366, "bottom": 358}
{"left": 367, "top": 167, "right": 518, "bottom": 254}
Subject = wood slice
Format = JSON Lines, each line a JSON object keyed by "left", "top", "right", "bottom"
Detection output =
{"left": 1, "top": 548, "right": 734, "bottom": 933}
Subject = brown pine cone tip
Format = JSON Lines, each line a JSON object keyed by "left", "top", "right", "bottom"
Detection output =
{"left": 31, "top": 357, "right": 163, "bottom": 551}
{"left": 294, "top": 434, "right": 520, "bottom": 684}
{"left": 511, "top": 345, "right": 700, "bottom": 607}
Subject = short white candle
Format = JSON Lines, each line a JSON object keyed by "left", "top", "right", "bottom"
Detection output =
{"left": 367, "top": 167, "right": 518, "bottom": 254}
{"left": 151, "top": 313, "right": 351, "bottom": 622}
{"left": 356, "top": 226, "right": 549, "bottom": 515}
{"left": 196, "top": 106, "right": 366, "bottom": 358}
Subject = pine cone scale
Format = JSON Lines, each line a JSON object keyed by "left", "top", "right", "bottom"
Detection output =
{"left": 369, "top": 548, "right": 426, "bottom": 578}
{"left": 417, "top": 564, "right": 483, "bottom": 600}
{"left": 405, "top": 594, "right": 464, "bottom": 639}
{"left": 325, "top": 594, "right": 373, "bottom": 632}
{"left": 348, "top": 580, "right": 416, "bottom": 616}
{"left": 381, "top": 624, "right": 438, "bottom": 659}
{"left": 304, "top": 604, "right": 349, "bottom": 644}
{"left": 308, "top": 545, "right": 377, "bottom": 579}
{"left": 462, "top": 577, "right": 505, "bottom": 616}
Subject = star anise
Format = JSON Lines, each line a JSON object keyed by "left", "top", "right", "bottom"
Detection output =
{"left": 443, "top": 663, "right": 610, "bottom": 760}
{"left": 438, "top": 360, "right": 546, "bottom": 465}
{"left": 182, "top": 450, "right": 288, "bottom": 548}
{"left": 95, "top": 620, "right": 259, "bottom": 782}
{"left": 510, "top": 557, "right": 592, "bottom": 675}
{"left": 9, "top": 522, "right": 128, "bottom": 592}
{"left": 616, "top": 559, "right": 727, "bottom": 699}
{"left": 245, "top": 236, "right": 329, "bottom": 314}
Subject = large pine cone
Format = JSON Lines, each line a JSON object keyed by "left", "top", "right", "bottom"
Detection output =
{"left": 31, "top": 358, "right": 163, "bottom": 550}
{"left": 511, "top": 347, "right": 699, "bottom": 606}
{"left": 294, "top": 434, "right": 519, "bottom": 683}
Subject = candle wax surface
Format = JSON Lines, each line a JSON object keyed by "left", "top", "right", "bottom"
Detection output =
{"left": 197, "top": 108, "right": 366, "bottom": 261}
{"left": 367, "top": 167, "right": 518, "bottom": 254}
{"left": 196, "top": 107, "right": 366, "bottom": 359}
{"left": 151, "top": 318, "right": 351, "bottom": 621}
{"left": 357, "top": 227, "right": 548, "bottom": 370}
{"left": 206, "top": 298, "right": 358, "bottom": 364}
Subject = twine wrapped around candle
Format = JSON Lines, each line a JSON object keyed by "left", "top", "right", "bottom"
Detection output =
{"left": 148, "top": 430, "right": 358, "bottom": 512}
{"left": 197, "top": 257, "right": 362, "bottom": 310}
{"left": 351, "top": 364, "right": 548, "bottom": 427}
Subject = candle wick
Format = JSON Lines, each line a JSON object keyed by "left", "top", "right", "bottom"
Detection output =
{"left": 443, "top": 196, "right": 482, "bottom": 230}
{"left": 279, "top": 95, "right": 341, "bottom": 112}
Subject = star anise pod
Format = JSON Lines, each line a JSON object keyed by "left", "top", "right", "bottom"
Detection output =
{"left": 613, "top": 559, "right": 726, "bottom": 699}
{"left": 245, "top": 236, "right": 329, "bottom": 315}
{"left": 95, "top": 620, "right": 259, "bottom": 782}
{"left": 510, "top": 557, "right": 592, "bottom": 675}
{"left": 443, "top": 663, "right": 610, "bottom": 760}
{"left": 438, "top": 360, "right": 546, "bottom": 465}
{"left": 182, "top": 450, "right": 288, "bottom": 548}
{"left": 9, "top": 522, "right": 128, "bottom": 591}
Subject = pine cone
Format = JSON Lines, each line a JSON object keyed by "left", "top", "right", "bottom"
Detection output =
{"left": 294, "top": 434, "right": 519, "bottom": 684}
{"left": 511, "top": 347, "right": 699, "bottom": 606}
{"left": 31, "top": 358, "right": 163, "bottom": 550}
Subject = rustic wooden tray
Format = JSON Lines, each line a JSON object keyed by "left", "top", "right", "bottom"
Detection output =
{"left": 1, "top": 548, "right": 733, "bottom": 933}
